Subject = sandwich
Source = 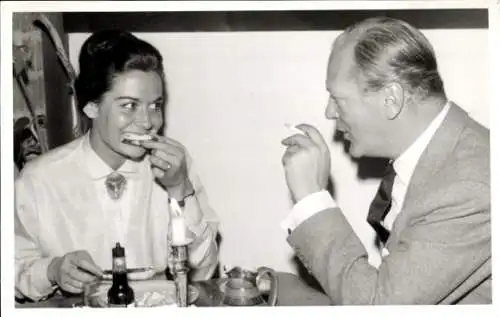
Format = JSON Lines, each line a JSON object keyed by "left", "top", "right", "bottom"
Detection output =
{"left": 121, "top": 132, "right": 156, "bottom": 146}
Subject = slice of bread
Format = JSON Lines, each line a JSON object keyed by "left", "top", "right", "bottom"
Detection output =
{"left": 121, "top": 132, "right": 155, "bottom": 146}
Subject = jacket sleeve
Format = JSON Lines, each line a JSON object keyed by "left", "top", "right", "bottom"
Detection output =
{"left": 15, "top": 172, "right": 58, "bottom": 301}
{"left": 287, "top": 180, "right": 491, "bottom": 304}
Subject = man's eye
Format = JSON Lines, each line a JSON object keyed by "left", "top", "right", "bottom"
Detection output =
{"left": 331, "top": 96, "right": 345, "bottom": 112}
{"left": 329, "top": 96, "right": 339, "bottom": 108}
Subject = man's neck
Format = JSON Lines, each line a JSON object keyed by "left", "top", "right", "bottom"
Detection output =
{"left": 390, "top": 96, "right": 447, "bottom": 160}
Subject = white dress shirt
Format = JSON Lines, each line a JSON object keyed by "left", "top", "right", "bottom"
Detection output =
{"left": 281, "top": 102, "right": 451, "bottom": 239}
{"left": 15, "top": 133, "right": 219, "bottom": 301}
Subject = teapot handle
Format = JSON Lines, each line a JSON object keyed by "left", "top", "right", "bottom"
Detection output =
{"left": 256, "top": 266, "right": 278, "bottom": 306}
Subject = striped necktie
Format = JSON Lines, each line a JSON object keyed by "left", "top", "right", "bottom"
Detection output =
{"left": 366, "top": 164, "right": 396, "bottom": 245}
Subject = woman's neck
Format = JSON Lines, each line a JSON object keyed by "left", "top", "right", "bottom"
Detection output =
{"left": 89, "top": 129, "right": 126, "bottom": 170}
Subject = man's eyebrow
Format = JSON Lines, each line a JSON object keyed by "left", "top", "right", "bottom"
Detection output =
{"left": 326, "top": 87, "right": 341, "bottom": 98}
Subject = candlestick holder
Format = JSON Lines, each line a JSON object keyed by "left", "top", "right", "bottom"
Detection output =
{"left": 170, "top": 240, "right": 192, "bottom": 307}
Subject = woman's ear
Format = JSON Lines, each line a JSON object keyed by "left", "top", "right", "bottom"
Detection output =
{"left": 383, "top": 82, "right": 404, "bottom": 120}
{"left": 83, "top": 102, "right": 99, "bottom": 119}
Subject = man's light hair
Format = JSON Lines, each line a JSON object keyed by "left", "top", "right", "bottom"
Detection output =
{"left": 343, "top": 17, "right": 445, "bottom": 100}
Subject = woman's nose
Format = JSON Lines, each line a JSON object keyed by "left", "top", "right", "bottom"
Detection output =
{"left": 135, "top": 108, "right": 153, "bottom": 130}
{"left": 325, "top": 97, "right": 339, "bottom": 120}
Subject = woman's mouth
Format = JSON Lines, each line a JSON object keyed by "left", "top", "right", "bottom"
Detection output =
{"left": 121, "top": 132, "right": 156, "bottom": 146}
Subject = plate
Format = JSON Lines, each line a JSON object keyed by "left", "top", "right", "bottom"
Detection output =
{"left": 83, "top": 279, "right": 199, "bottom": 307}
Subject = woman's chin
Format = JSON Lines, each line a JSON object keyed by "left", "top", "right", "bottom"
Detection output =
{"left": 120, "top": 144, "right": 147, "bottom": 160}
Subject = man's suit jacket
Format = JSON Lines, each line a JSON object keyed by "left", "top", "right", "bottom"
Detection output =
{"left": 288, "top": 102, "right": 491, "bottom": 304}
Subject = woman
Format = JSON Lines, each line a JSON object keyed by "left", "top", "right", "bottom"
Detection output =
{"left": 15, "top": 30, "right": 219, "bottom": 301}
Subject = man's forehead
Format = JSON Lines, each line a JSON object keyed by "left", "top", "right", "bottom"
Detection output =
{"left": 326, "top": 41, "right": 356, "bottom": 87}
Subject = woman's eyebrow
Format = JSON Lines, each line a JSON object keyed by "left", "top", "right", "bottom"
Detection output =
{"left": 115, "top": 96, "right": 140, "bottom": 101}
{"left": 115, "top": 96, "right": 164, "bottom": 103}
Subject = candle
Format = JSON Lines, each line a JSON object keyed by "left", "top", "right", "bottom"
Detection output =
{"left": 171, "top": 216, "right": 187, "bottom": 246}
{"left": 169, "top": 198, "right": 183, "bottom": 216}
{"left": 285, "top": 123, "right": 305, "bottom": 135}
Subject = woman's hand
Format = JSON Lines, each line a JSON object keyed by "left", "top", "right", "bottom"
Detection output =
{"left": 47, "top": 250, "right": 103, "bottom": 294}
{"left": 142, "top": 136, "right": 194, "bottom": 200}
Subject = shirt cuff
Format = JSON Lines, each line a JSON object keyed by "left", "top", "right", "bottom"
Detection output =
{"left": 28, "top": 257, "right": 58, "bottom": 300}
{"left": 188, "top": 219, "right": 209, "bottom": 238}
{"left": 187, "top": 223, "right": 215, "bottom": 268}
{"left": 280, "top": 190, "right": 337, "bottom": 233}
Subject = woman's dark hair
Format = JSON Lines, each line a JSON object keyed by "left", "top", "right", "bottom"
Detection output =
{"left": 74, "top": 30, "right": 165, "bottom": 112}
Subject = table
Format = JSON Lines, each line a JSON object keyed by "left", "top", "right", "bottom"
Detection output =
{"left": 15, "top": 272, "right": 332, "bottom": 308}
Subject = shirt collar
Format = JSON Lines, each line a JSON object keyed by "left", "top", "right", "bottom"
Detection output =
{"left": 82, "top": 132, "right": 142, "bottom": 180}
{"left": 393, "top": 101, "right": 451, "bottom": 186}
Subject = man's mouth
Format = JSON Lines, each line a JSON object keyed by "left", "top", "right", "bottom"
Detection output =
{"left": 342, "top": 131, "right": 351, "bottom": 141}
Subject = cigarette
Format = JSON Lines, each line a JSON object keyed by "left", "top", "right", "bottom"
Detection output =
{"left": 285, "top": 123, "right": 304, "bottom": 135}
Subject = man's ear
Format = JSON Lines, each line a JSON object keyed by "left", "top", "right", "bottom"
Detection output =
{"left": 383, "top": 82, "right": 404, "bottom": 120}
{"left": 83, "top": 102, "right": 99, "bottom": 119}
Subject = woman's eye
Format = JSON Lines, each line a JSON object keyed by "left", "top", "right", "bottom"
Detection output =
{"left": 121, "top": 102, "right": 138, "bottom": 111}
{"left": 148, "top": 103, "right": 163, "bottom": 112}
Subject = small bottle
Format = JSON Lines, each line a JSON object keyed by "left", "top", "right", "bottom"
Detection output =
{"left": 107, "top": 243, "right": 135, "bottom": 307}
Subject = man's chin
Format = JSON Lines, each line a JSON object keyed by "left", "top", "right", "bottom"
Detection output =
{"left": 347, "top": 144, "right": 363, "bottom": 158}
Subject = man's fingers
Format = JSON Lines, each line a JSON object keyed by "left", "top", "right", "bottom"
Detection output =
{"left": 296, "top": 124, "right": 329, "bottom": 149}
{"left": 281, "top": 134, "right": 313, "bottom": 148}
{"left": 281, "top": 145, "right": 302, "bottom": 164}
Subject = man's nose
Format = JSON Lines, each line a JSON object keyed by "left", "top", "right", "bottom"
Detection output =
{"left": 325, "top": 97, "right": 339, "bottom": 120}
{"left": 335, "top": 119, "right": 347, "bottom": 133}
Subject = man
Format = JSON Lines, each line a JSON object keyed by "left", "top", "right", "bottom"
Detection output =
{"left": 281, "top": 17, "right": 490, "bottom": 304}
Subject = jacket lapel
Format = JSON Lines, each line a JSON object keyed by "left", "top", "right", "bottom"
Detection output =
{"left": 388, "top": 102, "right": 469, "bottom": 243}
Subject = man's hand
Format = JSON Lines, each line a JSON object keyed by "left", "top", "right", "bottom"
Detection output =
{"left": 142, "top": 136, "right": 194, "bottom": 200}
{"left": 281, "top": 124, "right": 331, "bottom": 202}
{"left": 47, "top": 250, "right": 103, "bottom": 294}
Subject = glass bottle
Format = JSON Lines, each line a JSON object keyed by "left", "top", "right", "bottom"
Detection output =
{"left": 107, "top": 242, "right": 135, "bottom": 307}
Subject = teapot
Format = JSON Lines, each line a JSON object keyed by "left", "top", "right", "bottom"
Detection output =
{"left": 219, "top": 266, "right": 278, "bottom": 306}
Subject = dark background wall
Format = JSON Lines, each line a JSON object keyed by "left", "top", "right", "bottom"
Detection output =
{"left": 62, "top": 9, "right": 488, "bottom": 33}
